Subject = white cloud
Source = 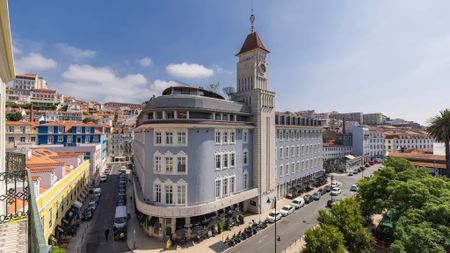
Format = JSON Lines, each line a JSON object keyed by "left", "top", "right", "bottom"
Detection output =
{"left": 138, "top": 57, "right": 153, "bottom": 67}
{"left": 150, "top": 79, "right": 178, "bottom": 95}
{"left": 60, "top": 64, "right": 149, "bottom": 102}
{"left": 12, "top": 45, "right": 22, "bottom": 55}
{"left": 15, "top": 53, "right": 57, "bottom": 74}
{"left": 55, "top": 43, "right": 96, "bottom": 61}
{"left": 166, "top": 62, "right": 214, "bottom": 79}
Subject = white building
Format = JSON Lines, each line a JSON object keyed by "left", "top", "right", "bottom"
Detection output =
{"left": 322, "top": 144, "right": 352, "bottom": 160}
{"left": 30, "top": 88, "right": 63, "bottom": 105}
{"left": 346, "top": 123, "right": 370, "bottom": 162}
{"left": 111, "top": 128, "right": 133, "bottom": 161}
{"left": 368, "top": 127, "right": 385, "bottom": 159}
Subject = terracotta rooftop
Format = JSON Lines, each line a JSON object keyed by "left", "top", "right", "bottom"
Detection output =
{"left": 237, "top": 32, "right": 269, "bottom": 55}
{"left": 6, "top": 121, "right": 38, "bottom": 127}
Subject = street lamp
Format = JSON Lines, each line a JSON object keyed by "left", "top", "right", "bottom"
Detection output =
{"left": 267, "top": 197, "right": 280, "bottom": 253}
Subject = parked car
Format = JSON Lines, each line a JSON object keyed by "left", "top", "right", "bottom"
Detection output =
{"left": 280, "top": 205, "right": 295, "bottom": 216}
{"left": 365, "top": 163, "right": 370, "bottom": 167}
{"left": 88, "top": 201, "right": 98, "bottom": 211}
{"left": 331, "top": 188, "right": 342, "bottom": 196}
{"left": 291, "top": 198, "right": 305, "bottom": 209}
{"left": 100, "top": 174, "right": 108, "bottom": 182}
{"left": 116, "top": 197, "right": 127, "bottom": 206}
{"left": 350, "top": 184, "right": 358, "bottom": 192}
{"left": 324, "top": 185, "right": 332, "bottom": 192}
{"left": 93, "top": 195, "right": 101, "bottom": 204}
{"left": 267, "top": 211, "right": 282, "bottom": 223}
{"left": 119, "top": 167, "right": 127, "bottom": 174}
{"left": 93, "top": 188, "right": 101, "bottom": 197}
{"left": 348, "top": 171, "right": 354, "bottom": 176}
{"left": 304, "top": 194, "right": 313, "bottom": 204}
{"left": 331, "top": 181, "right": 342, "bottom": 188}
{"left": 82, "top": 208, "right": 93, "bottom": 220}
{"left": 312, "top": 191, "right": 321, "bottom": 200}
{"left": 327, "top": 199, "right": 337, "bottom": 208}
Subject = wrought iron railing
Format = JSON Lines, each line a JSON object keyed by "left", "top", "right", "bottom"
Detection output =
{"left": 2, "top": 152, "right": 50, "bottom": 253}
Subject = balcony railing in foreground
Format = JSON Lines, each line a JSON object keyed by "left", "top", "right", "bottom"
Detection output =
{"left": 1, "top": 152, "right": 51, "bottom": 253}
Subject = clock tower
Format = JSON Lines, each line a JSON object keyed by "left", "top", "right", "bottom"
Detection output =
{"left": 232, "top": 11, "right": 276, "bottom": 213}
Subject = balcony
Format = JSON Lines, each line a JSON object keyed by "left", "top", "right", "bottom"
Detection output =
{"left": 0, "top": 152, "right": 51, "bottom": 253}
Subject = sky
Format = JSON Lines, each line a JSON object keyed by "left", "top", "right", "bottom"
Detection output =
{"left": 8, "top": 0, "right": 450, "bottom": 125}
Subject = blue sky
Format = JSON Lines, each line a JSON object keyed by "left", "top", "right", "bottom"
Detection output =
{"left": 8, "top": 0, "right": 450, "bottom": 124}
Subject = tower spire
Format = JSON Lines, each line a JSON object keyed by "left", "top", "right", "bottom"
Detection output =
{"left": 250, "top": 9, "right": 255, "bottom": 33}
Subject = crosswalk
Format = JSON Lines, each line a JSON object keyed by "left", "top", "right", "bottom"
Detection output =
{"left": 0, "top": 220, "right": 27, "bottom": 253}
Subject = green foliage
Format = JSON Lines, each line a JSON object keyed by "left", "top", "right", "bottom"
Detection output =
{"left": 318, "top": 198, "right": 374, "bottom": 253}
{"left": 357, "top": 158, "right": 450, "bottom": 252}
{"left": 50, "top": 246, "right": 65, "bottom": 253}
{"left": 427, "top": 109, "right": 450, "bottom": 143}
{"left": 383, "top": 157, "right": 415, "bottom": 172}
{"left": 83, "top": 117, "right": 98, "bottom": 124}
{"left": 6, "top": 112, "right": 23, "bottom": 121}
{"left": 302, "top": 224, "right": 346, "bottom": 253}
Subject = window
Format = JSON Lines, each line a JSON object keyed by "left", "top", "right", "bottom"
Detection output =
{"left": 166, "top": 132, "right": 173, "bottom": 144}
{"left": 222, "top": 178, "right": 228, "bottom": 196}
{"left": 148, "top": 112, "right": 154, "bottom": 119}
{"left": 31, "top": 137, "right": 36, "bottom": 142}
{"left": 155, "top": 132, "right": 162, "bottom": 144}
{"left": 230, "top": 131, "right": 235, "bottom": 143}
{"left": 177, "top": 185, "right": 186, "bottom": 205}
{"left": 20, "top": 126, "right": 26, "bottom": 134}
{"left": 279, "top": 148, "right": 283, "bottom": 159}
{"left": 285, "top": 164, "right": 289, "bottom": 175}
{"left": 243, "top": 151, "right": 248, "bottom": 165}
{"left": 291, "top": 147, "right": 294, "bottom": 157}
{"left": 291, "top": 163, "right": 295, "bottom": 174}
{"left": 223, "top": 131, "right": 228, "bottom": 144}
{"left": 223, "top": 153, "right": 228, "bottom": 168}
{"left": 230, "top": 153, "right": 235, "bottom": 167}
{"left": 58, "top": 126, "right": 64, "bottom": 133}
{"left": 166, "top": 111, "right": 175, "bottom": 119}
{"left": 155, "top": 184, "right": 161, "bottom": 203}
{"left": 279, "top": 165, "right": 283, "bottom": 177}
{"left": 156, "top": 111, "right": 163, "bottom": 119}
{"left": 177, "top": 157, "right": 186, "bottom": 173}
{"left": 20, "top": 137, "right": 25, "bottom": 143}
{"left": 215, "top": 131, "right": 221, "bottom": 144}
{"left": 215, "top": 180, "right": 221, "bottom": 198}
{"left": 165, "top": 185, "right": 173, "bottom": 204}
{"left": 48, "top": 127, "right": 54, "bottom": 134}
{"left": 8, "top": 126, "right": 14, "bottom": 133}
{"left": 230, "top": 177, "right": 235, "bottom": 194}
{"left": 155, "top": 156, "right": 162, "bottom": 173}
{"left": 178, "top": 131, "right": 186, "bottom": 145}
{"left": 166, "top": 157, "right": 173, "bottom": 173}
{"left": 296, "top": 162, "right": 300, "bottom": 172}
{"left": 215, "top": 154, "right": 221, "bottom": 170}
{"left": 243, "top": 173, "right": 248, "bottom": 189}
{"left": 58, "top": 136, "right": 63, "bottom": 143}
{"left": 178, "top": 111, "right": 187, "bottom": 119}
{"left": 48, "top": 208, "right": 53, "bottom": 228}
{"left": 285, "top": 147, "right": 289, "bottom": 157}
{"left": 243, "top": 130, "right": 248, "bottom": 143}
{"left": 296, "top": 146, "right": 300, "bottom": 156}
{"left": 48, "top": 136, "right": 54, "bottom": 144}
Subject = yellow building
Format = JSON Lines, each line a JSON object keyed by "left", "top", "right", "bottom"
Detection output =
{"left": 27, "top": 148, "right": 90, "bottom": 243}
{"left": 6, "top": 121, "right": 38, "bottom": 149}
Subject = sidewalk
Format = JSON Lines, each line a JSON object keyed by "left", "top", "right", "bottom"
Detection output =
{"left": 125, "top": 176, "right": 331, "bottom": 253}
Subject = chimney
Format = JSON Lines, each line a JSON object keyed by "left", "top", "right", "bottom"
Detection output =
{"left": 29, "top": 104, "right": 34, "bottom": 122}
{"left": 343, "top": 119, "right": 346, "bottom": 134}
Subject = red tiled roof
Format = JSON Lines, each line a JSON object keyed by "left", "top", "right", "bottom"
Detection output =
{"left": 236, "top": 32, "right": 269, "bottom": 55}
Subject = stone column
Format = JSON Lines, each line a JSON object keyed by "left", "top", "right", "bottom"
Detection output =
{"left": 185, "top": 217, "right": 192, "bottom": 238}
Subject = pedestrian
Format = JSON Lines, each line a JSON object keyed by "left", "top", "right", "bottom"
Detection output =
{"left": 165, "top": 238, "right": 172, "bottom": 250}
{"left": 104, "top": 228, "right": 110, "bottom": 241}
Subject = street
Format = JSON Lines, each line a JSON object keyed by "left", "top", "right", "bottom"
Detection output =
{"left": 228, "top": 164, "right": 382, "bottom": 253}
{"left": 84, "top": 165, "right": 130, "bottom": 253}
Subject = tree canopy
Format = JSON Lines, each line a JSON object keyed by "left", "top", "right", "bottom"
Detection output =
{"left": 302, "top": 224, "right": 346, "bottom": 253}
{"left": 357, "top": 158, "right": 450, "bottom": 252}
{"left": 6, "top": 112, "right": 23, "bottom": 121}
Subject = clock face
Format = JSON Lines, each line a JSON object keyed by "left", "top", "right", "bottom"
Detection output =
{"left": 258, "top": 63, "right": 266, "bottom": 74}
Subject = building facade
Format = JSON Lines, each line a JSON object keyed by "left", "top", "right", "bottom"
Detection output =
{"left": 275, "top": 112, "right": 323, "bottom": 199}
{"left": 329, "top": 112, "right": 363, "bottom": 124}
{"left": 346, "top": 123, "right": 370, "bottom": 162}
{"left": 132, "top": 16, "right": 324, "bottom": 240}
{"left": 111, "top": 128, "right": 133, "bottom": 161}
{"left": 363, "top": 113, "right": 386, "bottom": 125}
{"left": 5, "top": 121, "right": 38, "bottom": 149}
{"left": 27, "top": 149, "right": 90, "bottom": 243}
{"left": 322, "top": 144, "right": 352, "bottom": 161}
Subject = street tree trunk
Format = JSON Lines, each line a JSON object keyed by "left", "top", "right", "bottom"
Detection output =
{"left": 446, "top": 141, "right": 450, "bottom": 178}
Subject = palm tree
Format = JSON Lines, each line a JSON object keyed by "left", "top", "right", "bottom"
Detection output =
{"left": 427, "top": 109, "right": 450, "bottom": 178}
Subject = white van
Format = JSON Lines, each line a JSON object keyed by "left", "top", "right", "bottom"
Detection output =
{"left": 114, "top": 206, "right": 127, "bottom": 229}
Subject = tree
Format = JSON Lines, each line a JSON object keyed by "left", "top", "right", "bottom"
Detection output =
{"left": 427, "top": 109, "right": 450, "bottom": 178}
{"left": 205, "top": 83, "right": 220, "bottom": 94}
{"left": 6, "top": 112, "right": 23, "bottom": 121}
{"left": 383, "top": 157, "right": 415, "bottom": 172}
{"left": 302, "top": 224, "right": 346, "bottom": 253}
{"left": 83, "top": 117, "right": 98, "bottom": 124}
{"left": 318, "top": 198, "right": 374, "bottom": 253}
